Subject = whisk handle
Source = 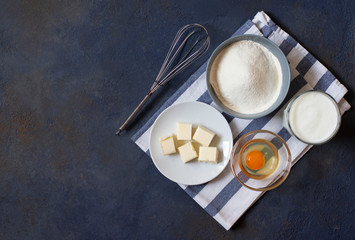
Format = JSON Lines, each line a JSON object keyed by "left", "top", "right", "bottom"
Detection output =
{"left": 116, "top": 94, "right": 151, "bottom": 135}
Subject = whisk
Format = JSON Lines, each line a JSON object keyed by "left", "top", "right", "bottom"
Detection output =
{"left": 116, "top": 23, "right": 210, "bottom": 135}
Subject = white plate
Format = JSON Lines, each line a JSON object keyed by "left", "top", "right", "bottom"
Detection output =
{"left": 149, "top": 101, "right": 233, "bottom": 185}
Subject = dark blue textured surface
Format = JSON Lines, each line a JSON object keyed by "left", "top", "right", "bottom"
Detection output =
{"left": 0, "top": 1, "right": 354, "bottom": 239}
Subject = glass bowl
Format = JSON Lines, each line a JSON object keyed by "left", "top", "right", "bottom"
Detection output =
{"left": 230, "top": 130, "right": 292, "bottom": 191}
{"left": 283, "top": 90, "right": 341, "bottom": 145}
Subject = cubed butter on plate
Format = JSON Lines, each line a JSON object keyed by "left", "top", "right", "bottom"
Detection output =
{"left": 178, "top": 142, "right": 198, "bottom": 163}
{"left": 198, "top": 147, "right": 218, "bottom": 163}
{"left": 192, "top": 126, "right": 216, "bottom": 146}
{"left": 160, "top": 135, "right": 176, "bottom": 155}
{"left": 177, "top": 122, "right": 192, "bottom": 140}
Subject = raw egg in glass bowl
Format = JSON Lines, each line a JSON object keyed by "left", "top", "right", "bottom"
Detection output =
{"left": 230, "top": 130, "right": 292, "bottom": 191}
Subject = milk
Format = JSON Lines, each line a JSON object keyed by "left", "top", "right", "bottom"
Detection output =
{"left": 284, "top": 91, "right": 340, "bottom": 144}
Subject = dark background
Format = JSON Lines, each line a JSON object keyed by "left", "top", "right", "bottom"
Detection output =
{"left": 0, "top": 0, "right": 354, "bottom": 239}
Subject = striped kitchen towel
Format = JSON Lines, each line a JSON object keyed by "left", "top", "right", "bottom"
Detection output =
{"left": 131, "top": 11, "right": 351, "bottom": 230}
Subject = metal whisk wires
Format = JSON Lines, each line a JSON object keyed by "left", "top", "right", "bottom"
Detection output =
{"left": 116, "top": 23, "right": 210, "bottom": 135}
{"left": 150, "top": 23, "right": 210, "bottom": 93}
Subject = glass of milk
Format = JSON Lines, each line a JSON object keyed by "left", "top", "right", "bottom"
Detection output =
{"left": 283, "top": 90, "right": 341, "bottom": 145}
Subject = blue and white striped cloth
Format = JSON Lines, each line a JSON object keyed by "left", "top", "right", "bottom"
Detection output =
{"left": 132, "top": 11, "right": 351, "bottom": 230}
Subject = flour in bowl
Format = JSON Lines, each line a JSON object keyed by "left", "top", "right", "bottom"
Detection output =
{"left": 210, "top": 40, "right": 282, "bottom": 115}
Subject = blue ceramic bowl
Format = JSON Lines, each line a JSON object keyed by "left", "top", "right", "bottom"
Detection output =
{"left": 206, "top": 34, "right": 290, "bottom": 119}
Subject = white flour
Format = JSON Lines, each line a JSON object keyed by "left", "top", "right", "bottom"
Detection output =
{"left": 210, "top": 40, "right": 282, "bottom": 114}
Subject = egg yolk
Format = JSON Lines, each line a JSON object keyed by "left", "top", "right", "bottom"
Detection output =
{"left": 245, "top": 150, "right": 265, "bottom": 170}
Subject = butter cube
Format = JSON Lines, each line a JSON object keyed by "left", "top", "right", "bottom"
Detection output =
{"left": 198, "top": 147, "right": 218, "bottom": 163}
{"left": 192, "top": 126, "right": 216, "bottom": 146}
{"left": 177, "top": 122, "right": 192, "bottom": 140}
{"left": 178, "top": 142, "right": 198, "bottom": 163}
{"left": 160, "top": 135, "right": 176, "bottom": 155}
